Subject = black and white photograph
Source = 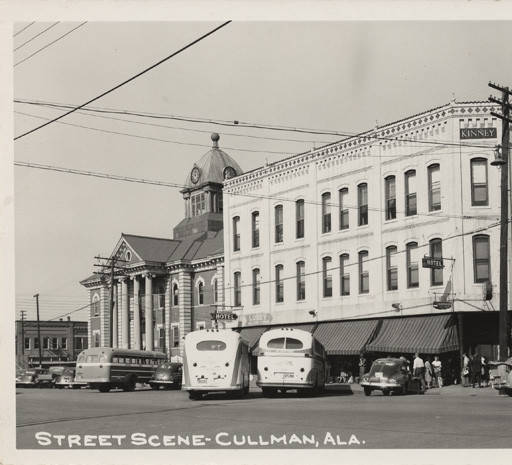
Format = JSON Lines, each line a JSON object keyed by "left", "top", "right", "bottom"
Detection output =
{"left": 1, "top": 2, "right": 512, "bottom": 464}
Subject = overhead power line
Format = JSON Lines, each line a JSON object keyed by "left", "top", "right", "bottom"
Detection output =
{"left": 14, "top": 22, "right": 87, "bottom": 68}
{"left": 13, "top": 97, "right": 497, "bottom": 151}
{"left": 14, "top": 22, "right": 60, "bottom": 52}
{"left": 13, "top": 22, "right": 35, "bottom": 37}
{"left": 13, "top": 161, "right": 498, "bottom": 222}
{"left": 14, "top": 21, "right": 232, "bottom": 141}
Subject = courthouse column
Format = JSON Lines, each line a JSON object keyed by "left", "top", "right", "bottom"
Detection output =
{"left": 145, "top": 274, "right": 154, "bottom": 351}
{"left": 121, "top": 278, "right": 129, "bottom": 349}
{"left": 112, "top": 281, "right": 118, "bottom": 348}
{"left": 133, "top": 276, "right": 141, "bottom": 350}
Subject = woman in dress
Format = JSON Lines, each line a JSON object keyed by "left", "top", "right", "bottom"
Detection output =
{"left": 424, "top": 358, "right": 434, "bottom": 389}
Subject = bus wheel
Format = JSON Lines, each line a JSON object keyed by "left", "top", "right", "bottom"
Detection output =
{"left": 189, "top": 391, "right": 202, "bottom": 400}
{"left": 151, "top": 384, "right": 160, "bottom": 390}
{"left": 123, "top": 377, "right": 136, "bottom": 392}
{"left": 363, "top": 387, "right": 372, "bottom": 396}
{"left": 98, "top": 385, "right": 111, "bottom": 393}
{"left": 382, "top": 389, "right": 390, "bottom": 396}
{"left": 261, "top": 387, "right": 274, "bottom": 397}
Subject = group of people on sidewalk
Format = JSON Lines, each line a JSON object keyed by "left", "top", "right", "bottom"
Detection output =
{"left": 411, "top": 353, "right": 443, "bottom": 390}
{"left": 462, "top": 352, "right": 490, "bottom": 388}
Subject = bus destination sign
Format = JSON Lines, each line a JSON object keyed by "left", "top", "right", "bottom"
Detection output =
{"left": 460, "top": 127, "right": 497, "bottom": 140}
{"left": 422, "top": 256, "right": 444, "bottom": 269}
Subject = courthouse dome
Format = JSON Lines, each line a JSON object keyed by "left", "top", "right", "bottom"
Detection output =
{"left": 184, "top": 133, "right": 243, "bottom": 189}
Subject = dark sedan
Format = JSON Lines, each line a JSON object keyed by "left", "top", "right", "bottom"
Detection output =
{"left": 148, "top": 362, "right": 183, "bottom": 390}
{"left": 360, "top": 358, "right": 423, "bottom": 396}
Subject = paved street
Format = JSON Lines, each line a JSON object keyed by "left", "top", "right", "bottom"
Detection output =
{"left": 16, "top": 384, "right": 512, "bottom": 449}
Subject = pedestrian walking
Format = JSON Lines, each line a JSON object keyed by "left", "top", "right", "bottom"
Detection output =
{"left": 480, "top": 355, "right": 489, "bottom": 387}
{"left": 358, "top": 352, "right": 366, "bottom": 383}
{"left": 432, "top": 355, "right": 443, "bottom": 387}
{"left": 462, "top": 353, "right": 470, "bottom": 387}
{"left": 471, "top": 352, "right": 482, "bottom": 388}
{"left": 424, "top": 358, "right": 434, "bottom": 389}
{"left": 413, "top": 352, "right": 426, "bottom": 392}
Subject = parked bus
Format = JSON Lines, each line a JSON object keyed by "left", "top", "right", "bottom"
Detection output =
{"left": 182, "top": 329, "right": 250, "bottom": 400}
{"left": 75, "top": 347, "right": 166, "bottom": 392}
{"left": 256, "top": 327, "right": 327, "bottom": 396}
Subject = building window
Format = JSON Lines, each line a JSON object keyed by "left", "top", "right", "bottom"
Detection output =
{"left": 172, "top": 325, "right": 179, "bottom": 347}
{"left": 406, "top": 241, "right": 419, "bottom": 288}
{"left": 93, "top": 333, "right": 100, "bottom": 348}
{"left": 340, "top": 253, "right": 350, "bottom": 296}
{"left": 24, "top": 337, "right": 30, "bottom": 350}
{"left": 322, "top": 256, "right": 332, "bottom": 297}
{"left": 359, "top": 250, "right": 369, "bottom": 294}
{"left": 470, "top": 158, "right": 489, "bottom": 206}
{"left": 275, "top": 265, "right": 284, "bottom": 303}
{"left": 234, "top": 272, "right": 242, "bottom": 307}
{"left": 232, "top": 216, "right": 240, "bottom": 251}
{"left": 198, "top": 281, "right": 204, "bottom": 305}
{"left": 428, "top": 164, "right": 441, "bottom": 211}
{"left": 384, "top": 176, "right": 396, "bottom": 220}
{"left": 339, "top": 188, "right": 349, "bottom": 230}
{"left": 321, "top": 192, "right": 331, "bottom": 233}
{"left": 61, "top": 337, "right": 67, "bottom": 350}
{"left": 429, "top": 238, "right": 443, "bottom": 286}
{"left": 195, "top": 322, "right": 205, "bottom": 331}
{"left": 44, "top": 337, "right": 50, "bottom": 349}
{"left": 213, "top": 278, "right": 218, "bottom": 304}
{"left": 275, "top": 205, "right": 283, "bottom": 243}
{"left": 473, "top": 234, "right": 490, "bottom": 283}
{"left": 92, "top": 294, "right": 100, "bottom": 316}
{"left": 296, "top": 261, "right": 306, "bottom": 301}
{"left": 75, "top": 336, "right": 87, "bottom": 350}
{"left": 296, "top": 199, "right": 305, "bottom": 239}
{"left": 172, "top": 283, "right": 179, "bottom": 306}
{"left": 51, "top": 337, "right": 59, "bottom": 350}
{"left": 252, "top": 211, "right": 260, "bottom": 248}
{"left": 252, "top": 268, "right": 261, "bottom": 305}
{"left": 33, "top": 337, "right": 39, "bottom": 349}
{"left": 386, "top": 246, "right": 398, "bottom": 291}
{"left": 191, "top": 192, "right": 206, "bottom": 217}
{"left": 404, "top": 170, "right": 417, "bottom": 216}
{"left": 159, "top": 328, "right": 166, "bottom": 350}
{"left": 358, "top": 183, "right": 368, "bottom": 226}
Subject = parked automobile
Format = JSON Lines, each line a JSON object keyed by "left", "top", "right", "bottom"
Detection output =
{"left": 489, "top": 357, "right": 512, "bottom": 395}
{"left": 148, "top": 362, "right": 183, "bottom": 390}
{"left": 16, "top": 368, "right": 54, "bottom": 388}
{"left": 54, "top": 367, "right": 87, "bottom": 389}
{"left": 360, "top": 357, "right": 423, "bottom": 396}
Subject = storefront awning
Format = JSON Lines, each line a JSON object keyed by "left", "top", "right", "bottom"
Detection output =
{"left": 365, "top": 313, "right": 459, "bottom": 354}
{"left": 314, "top": 319, "right": 380, "bottom": 355}
{"left": 238, "top": 326, "right": 269, "bottom": 351}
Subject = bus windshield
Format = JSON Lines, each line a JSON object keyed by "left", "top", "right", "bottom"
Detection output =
{"left": 266, "top": 337, "right": 304, "bottom": 350}
{"left": 86, "top": 354, "right": 99, "bottom": 363}
{"left": 196, "top": 340, "right": 226, "bottom": 351}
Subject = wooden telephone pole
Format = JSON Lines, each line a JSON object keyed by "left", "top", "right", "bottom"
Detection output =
{"left": 33, "top": 293, "right": 42, "bottom": 367}
{"left": 489, "top": 82, "right": 511, "bottom": 361}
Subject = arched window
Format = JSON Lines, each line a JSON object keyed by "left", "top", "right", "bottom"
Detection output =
{"left": 384, "top": 176, "right": 396, "bottom": 220}
{"left": 92, "top": 293, "right": 100, "bottom": 316}
{"left": 172, "top": 283, "right": 179, "bottom": 306}
{"left": 429, "top": 238, "right": 443, "bottom": 286}
{"left": 358, "top": 250, "right": 369, "bottom": 294}
{"left": 252, "top": 211, "right": 260, "bottom": 248}
{"left": 198, "top": 281, "right": 204, "bottom": 305}
{"left": 386, "top": 245, "right": 398, "bottom": 291}
{"left": 405, "top": 170, "right": 417, "bottom": 216}
{"left": 275, "top": 205, "right": 283, "bottom": 243}
{"left": 473, "top": 235, "right": 490, "bottom": 283}
{"left": 321, "top": 192, "right": 331, "bottom": 233}
{"left": 339, "top": 253, "right": 350, "bottom": 296}
{"left": 358, "top": 183, "right": 368, "bottom": 226}
{"left": 339, "top": 188, "right": 349, "bottom": 230}
{"left": 406, "top": 242, "right": 419, "bottom": 288}
{"left": 213, "top": 278, "right": 218, "bottom": 304}
{"left": 296, "top": 199, "right": 305, "bottom": 239}
{"left": 428, "top": 164, "right": 441, "bottom": 211}
{"left": 275, "top": 265, "right": 284, "bottom": 303}
{"left": 296, "top": 261, "right": 306, "bottom": 301}
{"left": 234, "top": 272, "right": 242, "bottom": 307}
{"left": 252, "top": 268, "right": 260, "bottom": 305}
{"left": 232, "top": 216, "right": 240, "bottom": 251}
{"left": 470, "top": 158, "right": 488, "bottom": 206}
{"left": 322, "top": 256, "right": 332, "bottom": 297}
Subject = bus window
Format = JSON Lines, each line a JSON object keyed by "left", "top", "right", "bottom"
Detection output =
{"left": 86, "top": 355, "right": 98, "bottom": 363}
{"left": 77, "top": 353, "right": 86, "bottom": 362}
{"left": 196, "top": 340, "right": 227, "bottom": 351}
{"left": 267, "top": 338, "right": 285, "bottom": 349}
{"left": 99, "top": 353, "right": 107, "bottom": 363}
{"left": 285, "top": 338, "right": 303, "bottom": 350}
{"left": 112, "top": 357, "right": 118, "bottom": 363}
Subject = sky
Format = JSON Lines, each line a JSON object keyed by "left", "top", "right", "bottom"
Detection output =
{"left": 12, "top": 20, "right": 512, "bottom": 321}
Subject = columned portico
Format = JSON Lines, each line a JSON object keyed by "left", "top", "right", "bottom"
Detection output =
{"left": 133, "top": 275, "right": 141, "bottom": 350}
{"left": 178, "top": 269, "right": 192, "bottom": 353}
{"left": 121, "top": 278, "right": 129, "bottom": 349}
{"left": 112, "top": 282, "right": 118, "bottom": 348}
{"left": 145, "top": 274, "right": 153, "bottom": 351}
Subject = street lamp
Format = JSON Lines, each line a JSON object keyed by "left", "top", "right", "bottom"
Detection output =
{"left": 491, "top": 144, "right": 506, "bottom": 167}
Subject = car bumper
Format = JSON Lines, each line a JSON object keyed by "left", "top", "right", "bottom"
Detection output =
{"left": 149, "top": 380, "right": 178, "bottom": 385}
{"left": 360, "top": 382, "right": 402, "bottom": 389}
{"left": 183, "top": 384, "right": 241, "bottom": 391}
{"left": 257, "top": 381, "right": 314, "bottom": 388}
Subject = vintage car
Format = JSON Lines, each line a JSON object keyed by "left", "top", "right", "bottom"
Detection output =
{"left": 489, "top": 357, "right": 512, "bottom": 395}
{"left": 148, "top": 362, "right": 183, "bottom": 390}
{"left": 360, "top": 357, "right": 423, "bottom": 396}
{"left": 54, "top": 367, "right": 87, "bottom": 389}
{"left": 16, "top": 368, "right": 54, "bottom": 388}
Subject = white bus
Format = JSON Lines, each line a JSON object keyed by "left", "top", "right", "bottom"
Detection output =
{"left": 75, "top": 347, "right": 166, "bottom": 392}
{"left": 182, "top": 329, "right": 250, "bottom": 400}
{"left": 256, "top": 327, "right": 327, "bottom": 396}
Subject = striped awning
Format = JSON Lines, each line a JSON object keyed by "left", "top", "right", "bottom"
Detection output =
{"left": 238, "top": 326, "right": 269, "bottom": 351}
{"left": 314, "top": 319, "right": 380, "bottom": 355}
{"left": 365, "top": 313, "right": 459, "bottom": 354}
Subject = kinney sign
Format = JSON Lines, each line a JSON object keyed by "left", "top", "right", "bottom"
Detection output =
{"left": 460, "top": 127, "right": 497, "bottom": 139}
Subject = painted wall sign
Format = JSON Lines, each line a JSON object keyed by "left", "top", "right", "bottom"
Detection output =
{"left": 460, "top": 127, "right": 497, "bottom": 139}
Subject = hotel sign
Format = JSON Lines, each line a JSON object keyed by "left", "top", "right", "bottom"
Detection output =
{"left": 211, "top": 311, "right": 238, "bottom": 321}
{"left": 422, "top": 256, "right": 444, "bottom": 269}
{"left": 460, "top": 127, "right": 497, "bottom": 140}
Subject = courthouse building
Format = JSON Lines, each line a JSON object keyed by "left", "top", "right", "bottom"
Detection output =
{"left": 222, "top": 100, "right": 510, "bottom": 378}
{"left": 80, "top": 133, "right": 242, "bottom": 357}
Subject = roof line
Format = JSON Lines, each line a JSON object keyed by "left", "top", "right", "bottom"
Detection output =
{"left": 121, "top": 232, "right": 178, "bottom": 242}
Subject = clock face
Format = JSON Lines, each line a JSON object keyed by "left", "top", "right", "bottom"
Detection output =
{"left": 223, "top": 166, "right": 236, "bottom": 180}
{"left": 191, "top": 166, "right": 201, "bottom": 184}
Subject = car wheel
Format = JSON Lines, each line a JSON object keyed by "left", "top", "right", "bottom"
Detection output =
{"left": 363, "top": 387, "right": 372, "bottom": 396}
{"left": 188, "top": 391, "right": 202, "bottom": 400}
{"left": 123, "top": 376, "right": 136, "bottom": 392}
{"left": 150, "top": 384, "right": 160, "bottom": 390}
{"left": 382, "top": 389, "right": 390, "bottom": 396}
{"left": 98, "top": 384, "right": 111, "bottom": 393}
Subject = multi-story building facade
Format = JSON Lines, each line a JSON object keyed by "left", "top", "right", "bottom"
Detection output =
{"left": 80, "top": 134, "right": 242, "bottom": 357}
{"left": 223, "top": 100, "right": 510, "bottom": 379}
{"left": 15, "top": 317, "right": 88, "bottom": 367}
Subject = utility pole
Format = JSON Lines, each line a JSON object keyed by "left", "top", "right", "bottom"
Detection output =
{"left": 489, "top": 82, "right": 512, "bottom": 361}
{"left": 33, "top": 293, "right": 42, "bottom": 368}
{"left": 20, "top": 310, "right": 27, "bottom": 358}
